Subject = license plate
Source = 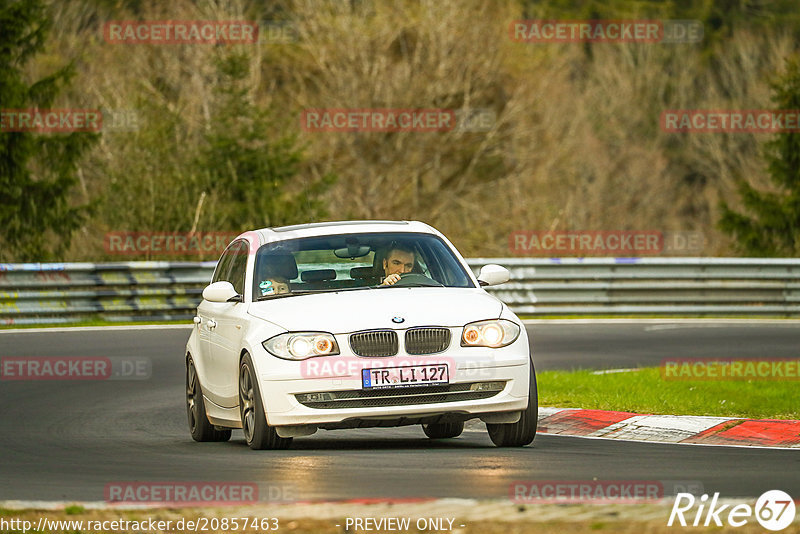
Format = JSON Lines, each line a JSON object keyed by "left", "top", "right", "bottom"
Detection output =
{"left": 361, "top": 364, "right": 449, "bottom": 389}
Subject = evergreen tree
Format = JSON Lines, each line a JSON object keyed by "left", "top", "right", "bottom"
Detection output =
{"left": 0, "top": 0, "right": 97, "bottom": 261}
{"left": 200, "top": 52, "right": 334, "bottom": 230}
{"left": 719, "top": 57, "right": 800, "bottom": 256}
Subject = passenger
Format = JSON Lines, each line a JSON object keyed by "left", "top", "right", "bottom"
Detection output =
{"left": 258, "top": 277, "right": 290, "bottom": 296}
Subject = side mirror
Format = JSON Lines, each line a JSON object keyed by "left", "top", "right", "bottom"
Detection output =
{"left": 202, "top": 281, "right": 240, "bottom": 303}
{"left": 476, "top": 264, "right": 510, "bottom": 287}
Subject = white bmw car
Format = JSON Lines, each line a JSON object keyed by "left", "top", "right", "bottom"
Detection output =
{"left": 185, "top": 220, "right": 537, "bottom": 449}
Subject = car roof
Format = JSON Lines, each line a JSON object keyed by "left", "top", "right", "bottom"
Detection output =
{"left": 248, "top": 220, "right": 441, "bottom": 244}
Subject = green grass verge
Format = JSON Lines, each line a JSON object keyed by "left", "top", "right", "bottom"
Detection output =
{"left": 537, "top": 367, "right": 800, "bottom": 420}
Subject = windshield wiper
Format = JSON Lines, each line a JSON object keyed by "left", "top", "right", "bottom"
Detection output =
{"left": 375, "top": 282, "right": 445, "bottom": 288}
{"left": 382, "top": 284, "right": 442, "bottom": 288}
{"left": 255, "top": 290, "right": 327, "bottom": 301}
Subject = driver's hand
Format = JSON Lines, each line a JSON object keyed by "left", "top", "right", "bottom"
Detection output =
{"left": 381, "top": 273, "right": 402, "bottom": 286}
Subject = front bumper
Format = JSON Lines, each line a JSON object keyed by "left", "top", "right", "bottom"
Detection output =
{"left": 256, "top": 349, "right": 531, "bottom": 427}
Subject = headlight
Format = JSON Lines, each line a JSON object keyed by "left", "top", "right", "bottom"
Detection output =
{"left": 461, "top": 319, "right": 520, "bottom": 348}
{"left": 263, "top": 332, "right": 340, "bottom": 360}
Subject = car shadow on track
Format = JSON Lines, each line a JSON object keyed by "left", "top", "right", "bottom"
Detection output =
{"left": 217, "top": 431, "right": 534, "bottom": 451}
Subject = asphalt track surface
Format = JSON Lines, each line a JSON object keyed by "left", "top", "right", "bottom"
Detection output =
{"left": 0, "top": 322, "right": 798, "bottom": 503}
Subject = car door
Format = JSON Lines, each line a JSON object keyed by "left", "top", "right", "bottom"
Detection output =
{"left": 205, "top": 240, "right": 250, "bottom": 408}
{"left": 195, "top": 243, "right": 236, "bottom": 401}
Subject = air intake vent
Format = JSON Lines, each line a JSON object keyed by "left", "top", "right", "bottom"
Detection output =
{"left": 295, "top": 381, "right": 506, "bottom": 409}
{"left": 350, "top": 330, "right": 398, "bottom": 357}
{"left": 405, "top": 327, "right": 451, "bottom": 355}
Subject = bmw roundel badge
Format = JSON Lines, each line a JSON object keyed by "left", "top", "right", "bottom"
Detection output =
{"left": 391, "top": 316, "right": 405, "bottom": 324}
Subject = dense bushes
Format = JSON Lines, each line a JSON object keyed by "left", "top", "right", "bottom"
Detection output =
{"left": 3, "top": 0, "right": 798, "bottom": 259}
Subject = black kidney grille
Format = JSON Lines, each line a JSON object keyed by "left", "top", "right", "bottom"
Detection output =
{"left": 350, "top": 330, "right": 398, "bottom": 357}
{"left": 405, "top": 327, "right": 451, "bottom": 355}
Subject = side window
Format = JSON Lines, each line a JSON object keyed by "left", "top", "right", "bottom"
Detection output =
{"left": 227, "top": 241, "right": 249, "bottom": 296}
{"left": 212, "top": 245, "right": 236, "bottom": 283}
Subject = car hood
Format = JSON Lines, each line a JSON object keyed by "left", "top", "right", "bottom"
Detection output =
{"left": 247, "top": 287, "right": 503, "bottom": 332}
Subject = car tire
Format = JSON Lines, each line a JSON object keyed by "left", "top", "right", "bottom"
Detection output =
{"left": 422, "top": 421, "right": 464, "bottom": 439}
{"left": 239, "top": 353, "right": 292, "bottom": 450}
{"left": 186, "top": 356, "right": 232, "bottom": 442}
{"left": 487, "top": 360, "right": 538, "bottom": 447}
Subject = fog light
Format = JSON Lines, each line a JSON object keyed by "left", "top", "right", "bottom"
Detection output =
{"left": 469, "top": 381, "right": 505, "bottom": 392}
{"left": 297, "top": 392, "right": 336, "bottom": 403}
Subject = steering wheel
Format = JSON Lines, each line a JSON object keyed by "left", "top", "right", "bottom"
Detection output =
{"left": 389, "top": 273, "right": 443, "bottom": 287}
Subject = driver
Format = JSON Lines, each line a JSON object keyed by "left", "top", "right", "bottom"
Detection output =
{"left": 380, "top": 243, "right": 416, "bottom": 286}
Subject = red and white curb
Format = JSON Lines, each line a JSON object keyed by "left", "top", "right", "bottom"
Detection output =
{"left": 537, "top": 407, "right": 800, "bottom": 448}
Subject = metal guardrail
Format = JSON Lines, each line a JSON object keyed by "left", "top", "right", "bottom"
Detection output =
{"left": 477, "top": 257, "right": 800, "bottom": 316}
{"left": 0, "top": 262, "right": 216, "bottom": 325}
{"left": 1, "top": 258, "right": 800, "bottom": 325}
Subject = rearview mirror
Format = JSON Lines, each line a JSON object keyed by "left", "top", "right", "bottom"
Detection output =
{"left": 334, "top": 245, "right": 371, "bottom": 258}
{"left": 202, "top": 281, "right": 239, "bottom": 303}
{"left": 476, "top": 264, "right": 510, "bottom": 287}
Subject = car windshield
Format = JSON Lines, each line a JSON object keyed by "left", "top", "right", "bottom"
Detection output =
{"left": 252, "top": 232, "right": 474, "bottom": 300}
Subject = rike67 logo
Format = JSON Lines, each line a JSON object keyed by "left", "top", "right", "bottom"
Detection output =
{"left": 668, "top": 490, "right": 796, "bottom": 531}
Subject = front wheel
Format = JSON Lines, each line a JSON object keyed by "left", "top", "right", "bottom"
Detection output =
{"left": 422, "top": 421, "right": 464, "bottom": 439}
{"left": 239, "top": 353, "right": 292, "bottom": 450}
{"left": 487, "top": 361, "right": 538, "bottom": 447}
{"left": 186, "top": 357, "right": 231, "bottom": 442}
